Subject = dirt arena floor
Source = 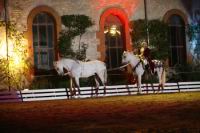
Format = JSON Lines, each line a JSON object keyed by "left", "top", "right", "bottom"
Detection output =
{"left": 0, "top": 92, "right": 200, "bottom": 133}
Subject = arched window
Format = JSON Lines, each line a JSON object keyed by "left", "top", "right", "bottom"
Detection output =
{"left": 168, "top": 14, "right": 186, "bottom": 66}
{"left": 104, "top": 14, "right": 124, "bottom": 69}
{"left": 32, "top": 12, "right": 55, "bottom": 71}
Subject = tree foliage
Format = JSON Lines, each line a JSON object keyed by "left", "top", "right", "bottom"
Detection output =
{"left": 186, "top": 24, "right": 200, "bottom": 66}
{"left": 187, "top": 24, "right": 200, "bottom": 42}
{"left": 0, "top": 21, "right": 30, "bottom": 90}
{"left": 58, "top": 15, "right": 94, "bottom": 60}
{"left": 130, "top": 19, "right": 169, "bottom": 60}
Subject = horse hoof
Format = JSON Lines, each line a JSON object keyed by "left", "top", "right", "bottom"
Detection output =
{"left": 71, "top": 95, "right": 75, "bottom": 99}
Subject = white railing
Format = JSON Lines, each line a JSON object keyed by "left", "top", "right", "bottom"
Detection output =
{"left": 0, "top": 81, "right": 200, "bottom": 102}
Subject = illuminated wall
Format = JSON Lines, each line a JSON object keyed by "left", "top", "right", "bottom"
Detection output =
{"left": 4, "top": 0, "right": 195, "bottom": 69}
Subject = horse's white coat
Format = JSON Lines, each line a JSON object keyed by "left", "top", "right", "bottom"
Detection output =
{"left": 122, "top": 51, "right": 166, "bottom": 93}
{"left": 54, "top": 58, "right": 107, "bottom": 95}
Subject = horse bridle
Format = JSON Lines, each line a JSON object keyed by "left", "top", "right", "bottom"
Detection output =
{"left": 107, "top": 63, "right": 130, "bottom": 72}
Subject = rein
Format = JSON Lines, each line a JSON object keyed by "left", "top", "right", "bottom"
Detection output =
{"left": 107, "top": 63, "right": 130, "bottom": 72}
{"left": 132, "top": 59, "right": 142, "bottom": 71}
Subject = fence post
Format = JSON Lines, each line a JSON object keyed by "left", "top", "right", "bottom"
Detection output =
{"left": 65, "top": 88, "right": 69, "bottom": 99}
{"left": 19, "top": 90, "right": 23, "bottom": 102}
{"left": 126, "top": 85, "right": 131, "bottom": 95}
{"left": 177, "top": 82, "right": 180, "bottom": 92}
{"left": 145, "top": 83, "right": 148, "bottom": 94}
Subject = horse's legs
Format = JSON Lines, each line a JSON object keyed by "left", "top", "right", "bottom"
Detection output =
{"left": 137, "top": 75, "right": 142, "bottom": 94}
{"left": 72, "top": 78, "right": 77, "bottom": 95}
{"left": 74, "top": 77, "right": 81, "bottom": 95}
{"left": 69, "top": 77, "right": 75, "bottom": 96}
{"left": 161, "top": 68, "right": 165, "bottom": 92}
{"left": 94, "top": 76, "right": 99, "bottom": 96}
{"left": 157, "top": 68, "right": 164, "bottom": 93}
{"left": 158, "top": 83, "right": 164, "bottom": 93}
{"left": 96, "top": 72, "right": 106, "bottom": 95}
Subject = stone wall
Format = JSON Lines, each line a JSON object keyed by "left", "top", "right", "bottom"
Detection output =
{"left": 7, "top": 0, "right": 190, "bottom": 60}
{"left": 135, "top": 0, "right": 188, "bottom": 20}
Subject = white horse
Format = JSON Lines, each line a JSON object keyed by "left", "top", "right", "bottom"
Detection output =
{"left": 53, "top": 58, "right": 107, "bottom": 96}
{"left": 122, "top": 51, "right": 166, "bottom": 94}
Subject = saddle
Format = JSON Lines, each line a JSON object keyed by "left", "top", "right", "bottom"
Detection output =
{"left": 139, "top": 56, "right": 155, "bottom": 74}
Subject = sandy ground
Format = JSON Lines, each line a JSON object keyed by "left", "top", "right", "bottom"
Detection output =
{"left": 0, "top": 92, "right": 200, "bottom": 133}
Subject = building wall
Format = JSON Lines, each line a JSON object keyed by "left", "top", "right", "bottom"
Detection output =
{"left": 8, "top": 0, "right": 190, "bottom": 60}
{"left": 133, "top": 0, "right": 189, "bottom": 20}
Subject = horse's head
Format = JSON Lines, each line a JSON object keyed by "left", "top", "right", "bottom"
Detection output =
{"left": 122, "top": 51, "right": 131, "bottom": 65}
{"left": 53, "top": 61, "right": 64, "bottom": 75}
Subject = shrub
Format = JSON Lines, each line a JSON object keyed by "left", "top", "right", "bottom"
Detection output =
{"left": 130, "top": 19, "right": 169, "bottom": 60}
{"left": 58, "top": 15, "right": 94, "bottom": 60}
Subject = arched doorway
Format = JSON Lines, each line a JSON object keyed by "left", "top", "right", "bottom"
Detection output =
{"left": 97, "top": 8, "right": 132, "bottom": 61}
{"left": 168, "top": 14, "right": 187, "bottom": 66}
{"left": 104, "top": 14, "right": 124, "bottom": 69}
{"left": 32, "top": 12, "right": 56, "bottom": 71}
{"left": 97, "top": 8, "right": 132, "bottom": 84}
{"left": 27, "top": 6, "right": 61, "bottom": 75}
{"left": 163, "top": 9, "right": 188, "bottom": 67}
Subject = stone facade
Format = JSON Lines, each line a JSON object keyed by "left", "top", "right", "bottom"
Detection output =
{"left": 6, "top": 0, "right": 192, "bottom": 60}
{"left": 133, "top": 0, "right": 189, "bottom": 20}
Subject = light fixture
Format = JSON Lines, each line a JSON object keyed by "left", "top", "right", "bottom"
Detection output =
{"left": 104, "top": 25, "right": 121, "bottom": 36}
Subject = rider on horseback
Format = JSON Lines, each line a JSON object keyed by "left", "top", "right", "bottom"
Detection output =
{"left": 138, "top": 41, "right": 155, "bottom": 74}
